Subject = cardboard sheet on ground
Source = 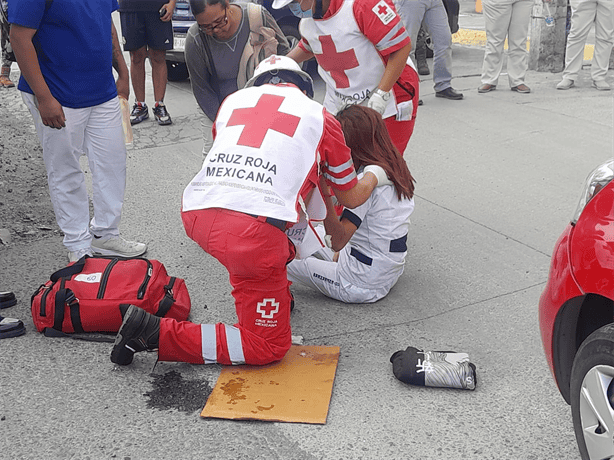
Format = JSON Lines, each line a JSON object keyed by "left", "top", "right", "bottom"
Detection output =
{"left": 201, "top": 345, "right": 340, "bottom": 424}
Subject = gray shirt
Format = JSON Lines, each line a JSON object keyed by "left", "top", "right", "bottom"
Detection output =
{"left": 184, "top": 2, "right": 290, "bottom": 122}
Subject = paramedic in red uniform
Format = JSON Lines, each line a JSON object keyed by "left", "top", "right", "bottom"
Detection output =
{"left": 276, "top": 0, "right": 419, "bottom": 155}
{"left": 111, "top": 55, "right": 393, "bottom": 367}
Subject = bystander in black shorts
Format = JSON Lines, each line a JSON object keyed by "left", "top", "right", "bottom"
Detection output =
{"left": 120, "top": 11, "right": 174, "bottom": 51}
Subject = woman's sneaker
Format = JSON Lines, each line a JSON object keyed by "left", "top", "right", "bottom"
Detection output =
{"left": 130, "top": 102, "right": 149, "bottom": 125}
{"left": 91, "top": 235, "right": 147, "bottom": 257}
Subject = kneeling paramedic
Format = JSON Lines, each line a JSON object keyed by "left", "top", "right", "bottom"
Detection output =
{"left": 111, "top": 55, "right": 393, "bottom": 366}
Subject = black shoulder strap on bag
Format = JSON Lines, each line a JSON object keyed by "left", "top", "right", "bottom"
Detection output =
{"left": 50, "top": 255, "right": 88, "bottom": 282}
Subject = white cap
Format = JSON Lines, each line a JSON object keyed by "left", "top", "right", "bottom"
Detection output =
{"left": 245, "top": 55, "right": 313, "bottom": 97}
{"left": 272, "top": 0, "right": 294, "bottom": 9}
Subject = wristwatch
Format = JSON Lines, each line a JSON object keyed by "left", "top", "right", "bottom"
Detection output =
{"left": 373, "top": 88, "right": 391, "bottom": 101}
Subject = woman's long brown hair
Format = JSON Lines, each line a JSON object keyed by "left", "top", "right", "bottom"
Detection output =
{"left": 335, "top": 105, "right": 415, "bottom": 200}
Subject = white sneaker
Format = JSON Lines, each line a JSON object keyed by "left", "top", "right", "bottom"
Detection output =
{"left": 91, "top": 235, "right": 147, "bottom": 258}
{"left": 556, "top": 78, "right": 574, "bottom": 90}
{"left": 592, "top": 80, "right": 611, "bottom": 91}
{"left": 68, "top": 247, "right": 93, "bottom": 263}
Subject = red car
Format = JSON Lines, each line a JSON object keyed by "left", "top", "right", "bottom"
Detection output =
{"left": 539, "top": 159, "right": 614, "bottom": 460}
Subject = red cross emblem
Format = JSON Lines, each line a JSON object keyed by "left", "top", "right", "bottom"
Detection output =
{"left": 316, "top": 35, "right": 359, "bottom": 89}
{"left": 377, "top": 4, "right": 388, "bottom": 14}
{"left": 256, "top": 298, "right": 280, "bottom": 319}
{"left": 227, "top": 94, "right": 301, "bottom": 148}
{"left": 265, "top": 55, "right": 282, "bottom": 65}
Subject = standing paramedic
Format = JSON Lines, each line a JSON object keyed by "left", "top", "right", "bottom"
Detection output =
{"left": 119, "top": 0, "right": 175, "bottom": 125}
{"left": 10, "top": 0, "right": 147, "bottom": 263}
{"left": 276, "top": 0, "right": 420, "bottom": 155}
{"left": 111, "top": 55, "right": 393, "bottom": 367}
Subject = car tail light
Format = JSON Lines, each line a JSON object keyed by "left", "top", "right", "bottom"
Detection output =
{"left": 571, "top": 159, "right": 614, "bottom": 224}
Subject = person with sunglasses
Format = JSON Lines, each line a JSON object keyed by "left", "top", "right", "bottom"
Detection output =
{"left": 185, "top": 0, "right": 290, "bottom": 156}
{"left": 275, "top": 0, "right": 420, "bottom": 156}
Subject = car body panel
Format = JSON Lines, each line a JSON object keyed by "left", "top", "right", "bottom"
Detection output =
{"left": 539, "top": 177, "right": 614, "bottom": 403}
{"left": 539, "top": 225, "right": 583, "bottom": 373}
{"left": 570, "top": 183, "right": 614, "bottom": 297}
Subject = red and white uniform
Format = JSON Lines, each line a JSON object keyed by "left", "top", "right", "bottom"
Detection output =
{"left": 168, "top": 82, "right": 358, "bottom": 366}
{"left": 298, "top": 0, "right": 420, "bottom": 154}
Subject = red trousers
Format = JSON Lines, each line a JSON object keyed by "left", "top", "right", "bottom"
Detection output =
{"left": 158, "top": 208, "right": 295, "bottom": 366}
{"left": 385, "top": 66, "right": 421, "bottom": 156}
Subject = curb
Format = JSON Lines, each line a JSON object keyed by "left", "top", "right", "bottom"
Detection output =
{"left": 452, "top": 28, "right": 595, "bottom": 61}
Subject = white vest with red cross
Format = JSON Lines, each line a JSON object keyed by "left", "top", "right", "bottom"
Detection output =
{"left": 182, "top": 83, "right": 326, "bottom": 224}
{"left": 299, "top": 0, "right": 397, "bottom": 117}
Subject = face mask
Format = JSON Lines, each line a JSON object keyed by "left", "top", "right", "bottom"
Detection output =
{"left": 288, "top": 1, "right": 312, "bottom": 18}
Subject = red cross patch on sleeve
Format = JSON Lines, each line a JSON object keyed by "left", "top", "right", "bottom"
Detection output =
{"left": 372, "top": 0, "right": 395, "bottom": 25}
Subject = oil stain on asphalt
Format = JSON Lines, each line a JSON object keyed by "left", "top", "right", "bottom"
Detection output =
{"left": 144, "top": 370, "right": 213, "bottom": 413}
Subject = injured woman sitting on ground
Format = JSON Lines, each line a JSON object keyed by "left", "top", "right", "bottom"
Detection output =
{"left": 287, "top": 104, "right": 416, "bottom": 304}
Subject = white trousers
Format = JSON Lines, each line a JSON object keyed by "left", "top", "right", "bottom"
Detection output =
{"left": 287, "top": 255, "right": 398, "bottom": 304}
{"left": 563, "top": 0, "right": 614, "bottom": 81}
{"left": 394, "top": 0, "right": 454, "bottom": 91}
{"left": 22, "top": 92, "right": 127, "bottom": 252}
{"left": 480, "top": 0, "right": 532, "bottom": 86}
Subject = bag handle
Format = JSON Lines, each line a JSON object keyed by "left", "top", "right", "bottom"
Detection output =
{"left": 50, "top": 255, "right": 89, "bottom": 282}
{"left": 52, "top": 282, "right": 84, "bottom": 334}
{"left": 155, "top": 277, "right": 177, "bottom": 317}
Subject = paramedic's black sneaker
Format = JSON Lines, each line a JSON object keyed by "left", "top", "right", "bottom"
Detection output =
{"left": 0, "top": 291, "right": 17, "bottom": 309}
{"left": 0, "top": 315, "right": 25, "bottom": 339}
{"left": 153, "top": 102, "right": 172, "bottom": 126}
{"left": 111, "top": 305, "right": 160, "bottom": 365}
{"left": 130, "top": 102, "right": 149, "bottom": 125}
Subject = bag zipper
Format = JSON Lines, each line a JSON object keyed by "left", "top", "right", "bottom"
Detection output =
{"left": 95, "top": 257, "right": 152, "bottom": 299}
{"left": 97, "top": 258, "right": 119, "bottom": 299}
{"left": 38, "top": 283, "right": 53, "bottom": 317}
{"left": 137, "top": 260, "right": 154, "bottom": 299}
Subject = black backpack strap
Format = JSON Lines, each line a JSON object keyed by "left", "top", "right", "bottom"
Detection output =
{"left": 155, "top": 277, "right": 177, "bottom": 317}
{"left": 51, "top": 255, "right": 89, "bottom": 282}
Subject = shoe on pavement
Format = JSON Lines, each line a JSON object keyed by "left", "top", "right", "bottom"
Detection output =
{"left": 91, "top": 235, "right": 147, "bottom": 258}
{"left": 68, "top": 247, "right": 93, "bottom": 263}
{"left": 592, "top": 80, "right": 611, "bottom": 91}
{"left": 153, "top": 102, "right": 172, "bottom": 126}
{"left": 556, "top": 78, "right": 574, "bottom": 90}
{"left": 0, "top": 291, "right": 17, "bottom": 309}
{"left": 0, "top": 75, "right": 15, "bottom": 88}
{"left": 478, "top": 84, "right": 496, "bottom": 93}
{"left": 0, "top": 315, "right": 26, "bottom": 339}
{"left": 435, "top": 87, "right": 464, "bottom": 100}
{"left": 130, "top": 102, "right": 149, "bottom": 125}
{"left": 511, "top": 84, "right": 531, "bottom": 93}
{"left": 418, "top": 99, "right": 424, "bottom": 106}
{"left": 417, "top": 61, "right": 430, "bottom": 76}
{"left": 111, "top": 304, "right": 160, "bottom": 365}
